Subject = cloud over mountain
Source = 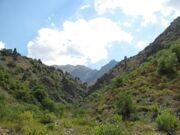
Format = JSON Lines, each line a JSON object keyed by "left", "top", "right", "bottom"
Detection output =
{"left": 27, "top": 18, "right": 132, "bottom": 66}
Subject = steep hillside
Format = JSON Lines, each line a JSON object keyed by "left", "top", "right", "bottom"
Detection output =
{"left": 85, "top": 38, "right": 180, "bottom": 135}
{"left": 0, "top": 49, "right": 86, "bottom": 104}
{"left": 55, "top": 60, "right": 118, "bottom": 84}
{"left": 0, "top": 17, "right": 179, "bottom": 135}
{"left": 0, "top": 49, "right": 89, "bottom": 134}
{"left": 90, "top": 16, "right": 180, "bottom": 93}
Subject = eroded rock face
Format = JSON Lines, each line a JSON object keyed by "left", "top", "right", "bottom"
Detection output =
{"left": 89, "top": 16, "right": 180, "bottom": 93}
{"left": 138, "top": 16, "right": 180, "bottom": 58}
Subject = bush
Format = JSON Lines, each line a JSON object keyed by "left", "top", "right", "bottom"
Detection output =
{"left": 171, "top": 43, "right": 180, "bottom": 63}
{"left": 0, "top": 49, "right": 13, "bottom": 56}
{"left": 73, "top": 108, "right": 86, "bottom": 118}
{"left": 31, "top": 85, "right": 47, "bottom": 103}
{"left": 42, "top": 98, "right": 55, "bottom": 110}
{"left": 158, "top": 51, "right": 177, "bottom": 75}
{"left": 40, "top": 113, "right": 55, "bottom": 124}
{"left": 94, "top": 124, "right": 125, "bottom": 135}
{"left": 151, "top": 104, "right": 160, "bottom": 120}
{"left": 156, "top": 111, "right": 178, "bottom": 133}
{"left": 24, "top": 128, "right": 48, "bottom": 135}
{"left": 112, "top": 76, "right": 123, "bottom": 88}
{"left": 116, "top": 93, "right": 135, "bottom": 120}
{"left": 108, "top": 114, "right": 122, "bottom": 124}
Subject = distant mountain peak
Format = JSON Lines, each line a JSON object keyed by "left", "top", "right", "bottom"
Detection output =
{"left": 54, "top": 60, "right": 118, "bottom": 84}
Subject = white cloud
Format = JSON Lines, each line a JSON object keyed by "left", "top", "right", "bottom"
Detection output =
{"left": 135, "top": 41, "right": 148, "bottom": 49}
{"left": 94, "top": 0, "right": 180, "bottom": 26}
{"left": 122, "top": 22, "right": 132, "bottom": 28}
{"left": 27, "top": 18, "right": 132, "bottom": 66}
{"left": 0, "top": 41, "right": 5, "bottom": 50}
{"left": 160, "top": 18, "right": 170, "bottom": 28}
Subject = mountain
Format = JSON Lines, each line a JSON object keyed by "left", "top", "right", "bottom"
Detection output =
{"left": 0, "top": 17, "right": 179, "bottom": 135}
{"left": 90, "top": 16, "right": 180, "bottom": 93}
{"left": 54, "top": 64, "right": 98, "bottom": 84}
{"left": 95, "top": 60, "right": 118, "bottom": 80}
{"left": 54, "top": 60, "right": 118, "bottom": 84}
{"left": 84, "top": 17, "right": 180, "bottom": 134}
{"left": 0, "top": 49, "right": 86, "bottom": 104}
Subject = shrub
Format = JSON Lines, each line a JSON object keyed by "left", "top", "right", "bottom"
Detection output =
{"left": 116, "top": 93, "right": 135, "bottom": 120}
{"left": 0, "top": 49, "right": 13, "bottom": 56}
{"left": 112, "top": 76, "right": 123, "bottom": 88}
{"left": 31, "top": 85, "right": 47, "bottom": 103}
{"left": 171, "top": 43, "right": 180, "bottom": 62}
{"left": 156, "top": 111, "right": 178, "bottom": 133}
{"left": 108, "top": 114, "right": 122, "bottom": 124}
{"left": 42, "top": 98, "right": 56, "bottom": 112}
{"left": 40, "top": 113, "right": 55, "bottom": 124}
{"left": 15, "top": 89, "right": 31, "bottom": 102}
{"left": 151, "top": 104, "right": 160, "bottom": 120}
{"left": 158, "top": 51, "right": 177, "bottom": 75}
{"left": 24, "top": 129, "right": 48, "bottom": 135}
{"left": 94, "top": 124, "right": 124, "bottom": 135}
{"left": 73, "top": 108, "right": 86, "bottom": 118}
{"left": 19, "top": 111, "right": 34, "bottom": 122}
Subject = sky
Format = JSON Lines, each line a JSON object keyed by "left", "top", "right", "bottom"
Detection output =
{"left": 0, "top": 0, "right": 180, "bottom": 69}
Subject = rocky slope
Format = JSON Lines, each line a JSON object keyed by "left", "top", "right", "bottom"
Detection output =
{"left": 90, "top": 16, "right": 180, "bottom": 93}
{"left": 84, "top": 17, "right": 180, "bottom": 134}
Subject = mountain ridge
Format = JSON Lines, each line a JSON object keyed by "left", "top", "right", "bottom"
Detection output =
{"left": 0, "top": 17, "right": 179, "bottom": 135}
{"left": 54, "top": 59, "right": 118, "bottom": 84}
{"left": 89, "top": 16, "right": 180, "bottom": 93}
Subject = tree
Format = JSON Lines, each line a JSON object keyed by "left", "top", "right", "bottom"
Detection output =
{"left": 13, "top": 48, "right": 18, "bottom": 60}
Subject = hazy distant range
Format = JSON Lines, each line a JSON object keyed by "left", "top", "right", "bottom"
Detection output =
{"left": 54, "top": 60, "right": 118, "bottom": 84}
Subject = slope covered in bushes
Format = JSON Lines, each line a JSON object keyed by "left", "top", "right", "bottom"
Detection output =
{"left": 85, "top": 39, "right": 180, "bottom": 134}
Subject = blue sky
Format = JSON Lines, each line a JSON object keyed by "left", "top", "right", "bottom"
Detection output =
{"left": 0, "top": 0, "right": 179, "bottom": 69}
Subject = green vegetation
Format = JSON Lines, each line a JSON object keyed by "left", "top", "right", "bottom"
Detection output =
{"left": 112, "top": 76, "right": 124, "bottom": 88}
{"left": 158, "top": 50, "right": 178, "bottom": 75}
{"left": 94, "top": 124, "right": 125, "bottom": 135}
{"left": 116, "top": 93, "right": 135, "bottom": 120}
{"left": 156, "top": 111, "right": 178, "bottom": 133}
{"left": 84, "top": 39, "right": 180, "bottom": 134}
{"left": 171, "top": 40, "right": 180, "bottom": 62}
{"left": 0, "top": 36, "right": 180, "bottom": 134}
